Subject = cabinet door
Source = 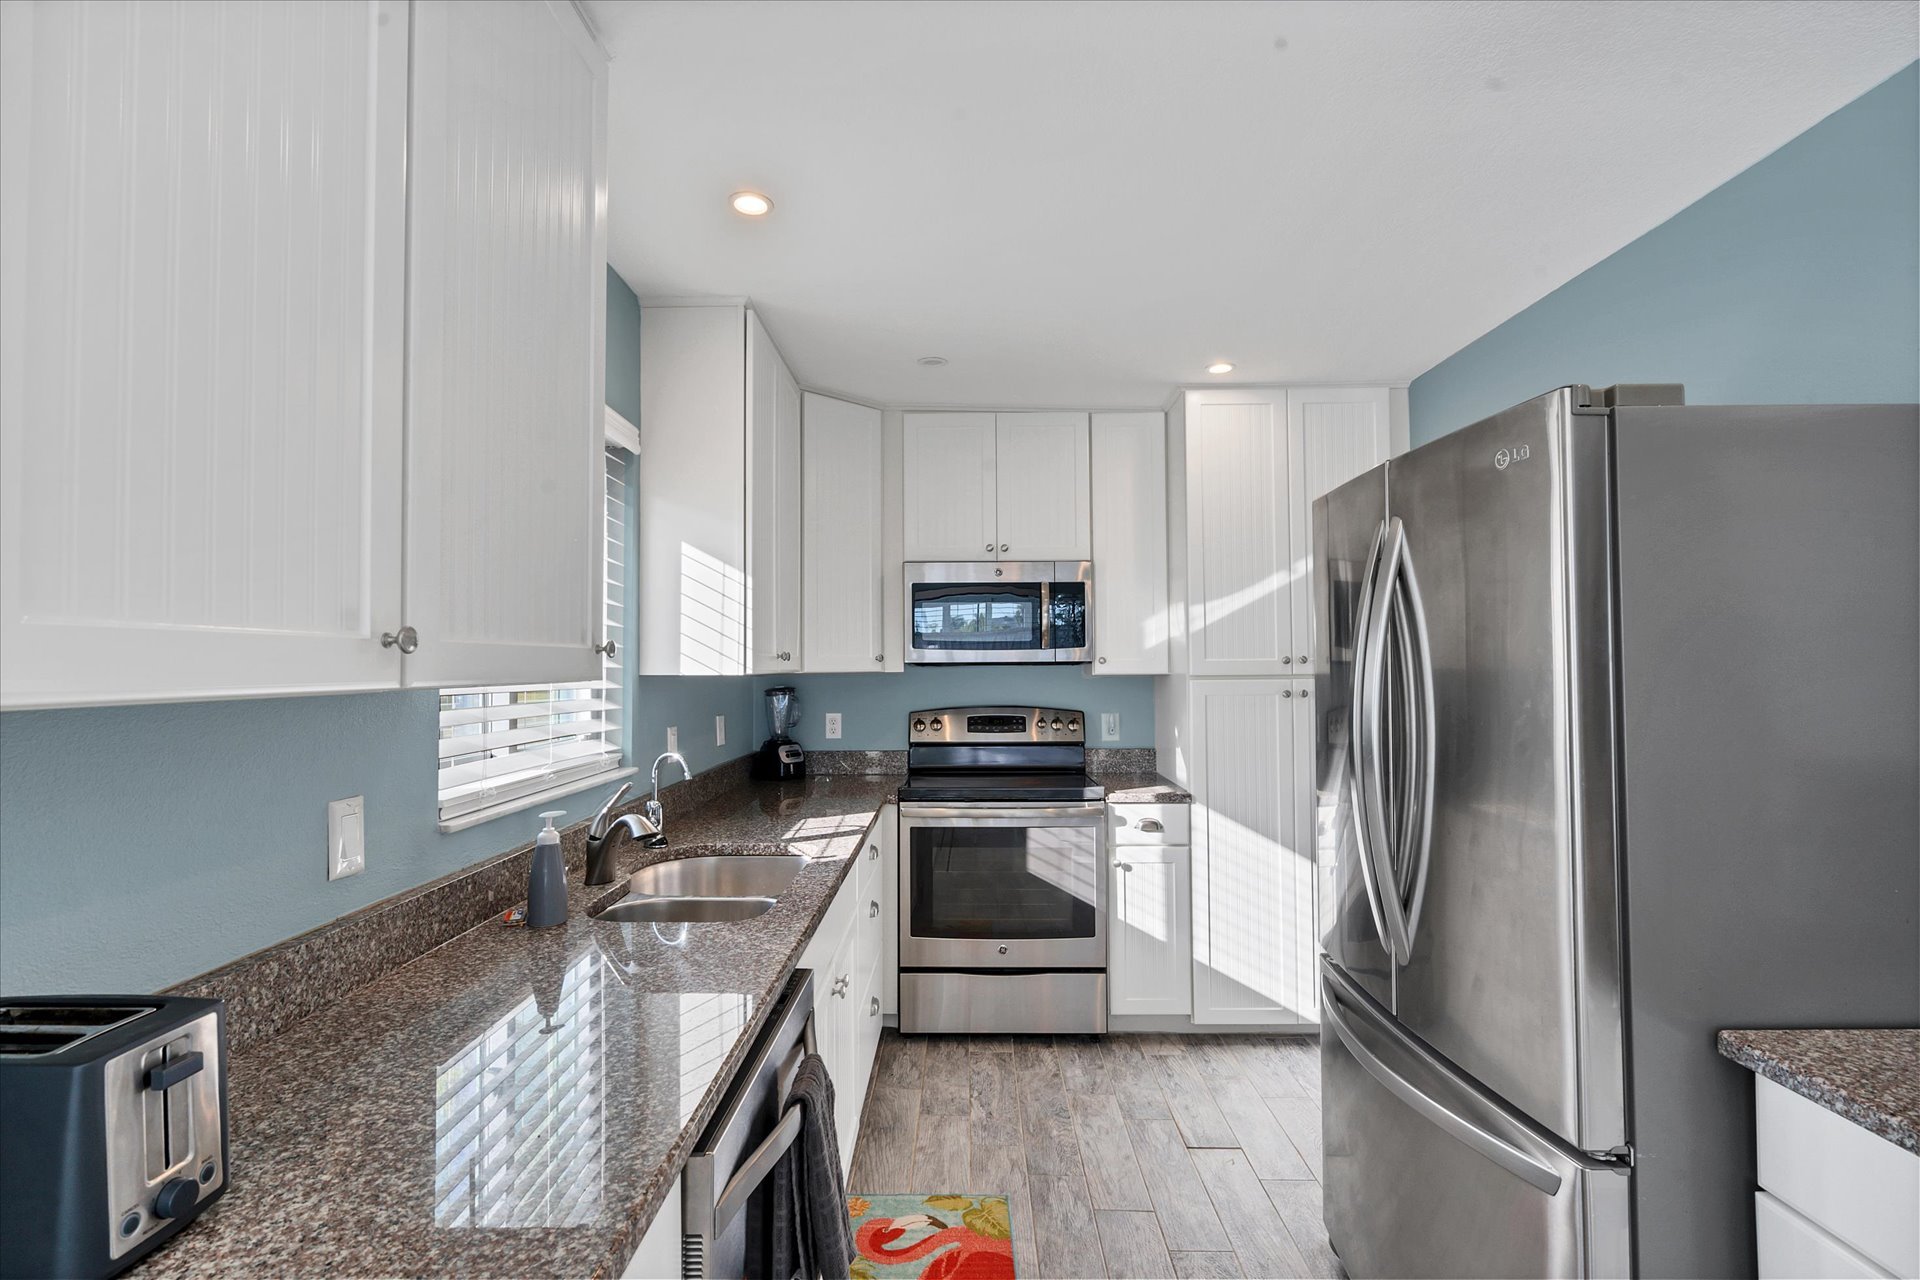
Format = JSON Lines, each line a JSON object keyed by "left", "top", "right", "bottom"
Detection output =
{"left": 902, "top": 412, "right": 997, "bottom": 560}
{"left": 996, "top": 412, "right": 1091, "bottom": 560}
{"left": 0, "top": 0, "right": 409, "bottom": 707}
{"left": 1190, "top": 678, "right": 1317, "bottom": 1023}
{"left": 747, "top": 311, "right": 800, "bottom": 672}
{"left": 401, "top": 0, "right": 606, "bottom": 688}
{"left": 824, "top": 911, "right": 861, "bottom": 1176}
{"left": 1090, "top": 412, "right": 1169, "bottom": 674}
{"left": 1286, "top": 387, "right": 1390, "bottom": 673}
{"left": 802, "top": 394, "right": 885, "bottom": 672}
{"left": 879, "top": 804, "right": 901, "bottom": 1017}
{"left": 1110, "top": 844, "right": 1192, "bottom": 1015}
{"left": 1185, "top": 390, "right": 1293, "bottom": 675}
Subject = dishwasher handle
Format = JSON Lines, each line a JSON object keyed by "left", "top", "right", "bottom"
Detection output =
{"left": 711, "top": 1037, "right": 811, "bottom": 1232}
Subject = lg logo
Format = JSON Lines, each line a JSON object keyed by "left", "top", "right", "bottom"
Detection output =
{"left": 1494, "top": 443, "right": 1532, "bottom": 470}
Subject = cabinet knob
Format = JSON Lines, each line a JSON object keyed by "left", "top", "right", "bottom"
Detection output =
{"left": 380, "top": 625, "right": 419, "bottom": 654}
{"left": 592, "top": 639, "right": 617, "bottom": 657}
{"left": 1098, "top": 656, "right": 1108, "bottom": 665}
{"left": 985, "top": 543, "right": 994, "bottom": 552}
{"left": 1117, "top": 861, "right": 1133, "bottom": 872}
{"left": 777, "top": 650, "right": 792, "bottom": 662}
{"left": 870, "top": 996, "right": 880, "bottom": 1017}
{"left": 1300, "top": 689, "right": 1309, "bottom": 699}
{"left": 875, "top": 653, "right": 885, "bottom": 663}
{"left": 832, "top": 975, "right": 850, "bottom": 997}
{"left": 868, "top": 844, "right": 879, "bottom": 860}
{"left": 1282, "top": 688, "right": 1293, "bottom": 698}
{"left": 1281, "top": 655, "right": 1293, "bottom": 664}
{"left": 1299, "top": 654, "right": 1309, "bottom": 663}
{"left": 999, "top": 543, "right": 1009, "bottom": 553}
{"left": 869, "top": 900, "right": 880, "bottom": 918}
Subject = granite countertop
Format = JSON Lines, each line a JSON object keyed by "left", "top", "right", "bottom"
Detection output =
{"left": 1718, "top": 1027, "right": 1920, "bottom": 1153}
{"left": 1095, "top": 772, "right": 1193, "bottom": 804}
{"left": 141, "top": 775, "right": 900, "bottom": 1280}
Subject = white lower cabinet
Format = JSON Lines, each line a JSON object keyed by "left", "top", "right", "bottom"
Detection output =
{"left": 1108, "top": 811, "right": 1191, "bottom": 1015}
{"left": 1754, "top": 1076, "right": 1918, "bottom": 1279}
{"left": 620, "top": 1175, "right": 681, "bottom": 1279}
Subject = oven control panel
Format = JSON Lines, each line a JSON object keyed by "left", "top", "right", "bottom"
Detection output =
{"left": 908, "top": 705, "right": 1084, "bottom": 744}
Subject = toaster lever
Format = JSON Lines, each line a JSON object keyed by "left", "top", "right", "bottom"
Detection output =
{"left": 146, "top": 1051, "right": 204, "bottom": 1092}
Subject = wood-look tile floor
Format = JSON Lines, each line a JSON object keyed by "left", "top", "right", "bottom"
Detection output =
{"left": 847, "top": 1031, "right": 1345, "bottom": 1280}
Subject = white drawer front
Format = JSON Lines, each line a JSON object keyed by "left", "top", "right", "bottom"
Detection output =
{"left": 1755, "top": 1077, "right": 1919, "bottom": 1278}
{"left": 1757, "top": 1191, "right": 1898, "bottom": 1280}
{"left": 1110, "top": 802, "right": 1190, "bottom": 845}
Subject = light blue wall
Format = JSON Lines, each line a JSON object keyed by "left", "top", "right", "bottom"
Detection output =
{"left": 751, "top": 670, "right": 1155, "bottom": 751}
{"left": 1409, "top": 62, "right": 1920, "bottom": 445}
{"left": 0, "top": 269, "right": 748, "bottom": 996}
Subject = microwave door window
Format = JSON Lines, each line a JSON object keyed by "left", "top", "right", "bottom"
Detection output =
{"left": 911, "top": 583, "right": 1044, "bottom": 651}
{"left": 1048, "top": 582, "right": 1087, "bottom": 650}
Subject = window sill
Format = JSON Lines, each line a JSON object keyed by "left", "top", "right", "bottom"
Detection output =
{"left": 437, "top": 766, "right": 639, "bottom": 835}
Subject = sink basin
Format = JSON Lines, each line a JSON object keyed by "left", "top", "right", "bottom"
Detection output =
{"left": 625, "top": 853, "right": 806, "bottom": 899}
{"left": 592, "top": 896, "right": 776, "bottom": 923}
{"left": 587, "top": 851, "right": 806, "bottom": 925}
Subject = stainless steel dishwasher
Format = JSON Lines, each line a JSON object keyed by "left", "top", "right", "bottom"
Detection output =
{"left": 681, "top": 970, "right": 817, "bottom": 1279}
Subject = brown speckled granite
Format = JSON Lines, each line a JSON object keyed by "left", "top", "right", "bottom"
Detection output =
{"left": 807, "top": 749, "right": 908, "bottom": 776}
{"left": 138, "top": 774, "right": 899, "bottom": 1279}
{"left": 1097, "top": 772, "right": 1193, "bottom": 804}
{"left": 1087, "top": 747, "right": 1156, "bottom": 775}
{"left": 168, "top": 757, "right": 753, "bottom": 1054}
{"left": 1718, "top": 1028, "right": 1920, "bottom": 1153}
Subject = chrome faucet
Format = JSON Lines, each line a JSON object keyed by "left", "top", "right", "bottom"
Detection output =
{"left": 584, "top": 782, "right": 657, "bottom": 885}
{"left": 646, "top": 751, "right": 692, "bottom": 838}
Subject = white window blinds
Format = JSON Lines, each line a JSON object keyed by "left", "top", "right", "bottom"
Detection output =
{"left": 435, "top": 442, "right": 631, "bottom": 823}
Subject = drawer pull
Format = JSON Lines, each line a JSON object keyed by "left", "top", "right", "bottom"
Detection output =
{"left": 869, "top": 996, "right": 880, "bottom": 1017}
{"left": 869, "top": 900, "right": 880, "bottom": 918}
{"left": 868, "top": 844, "right": 879, "bottom": 860}
{"left": 1138, "top": 818, "right": 1164, "bottom": 833}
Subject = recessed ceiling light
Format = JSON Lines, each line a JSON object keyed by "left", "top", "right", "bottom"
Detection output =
{"left": 917, "top": 356, "right": 948, "bottom": 367}
{"left": 1207, "top": 361, "right": 1234, "bottom": 374}
{"left": 729, "top": 190, "right": 773, "bottom": 216}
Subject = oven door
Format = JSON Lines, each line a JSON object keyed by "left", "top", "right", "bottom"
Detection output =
{"left": 899, "top": 803, "right": 1107, "bottom": 969}
{"left": 904, "top": 562, "right": 1091, "bottom": 664}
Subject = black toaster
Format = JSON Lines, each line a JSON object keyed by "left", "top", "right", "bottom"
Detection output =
{"left": 0, "top": 996, "right": 228, "bottom": 1278}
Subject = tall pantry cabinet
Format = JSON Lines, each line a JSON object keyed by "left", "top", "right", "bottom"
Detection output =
{"left": 0, "top": 0, "right": 609, "bottom": 707}
{"left": 1160, "top": 386, "right": 1393, "bottom": 1024}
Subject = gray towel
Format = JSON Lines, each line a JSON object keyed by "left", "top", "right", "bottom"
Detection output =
{"left": 769, "top": 1052, "right": 856, "bottom": 1280}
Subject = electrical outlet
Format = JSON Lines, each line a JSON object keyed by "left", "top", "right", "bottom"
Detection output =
{"left": 327, "top": 796, "right": 365, "bottom": 881}
{"left": 666, "top": 726, "right": 679, "bottom": 754}
{"left": 824, "top": 712, "right": 843, "bottom": 740}
{"left": 715, "top": 715, "right": 726, "bottom": 747}
{"left": 1100, "top": 712, "right": 1121, "bottom": 741}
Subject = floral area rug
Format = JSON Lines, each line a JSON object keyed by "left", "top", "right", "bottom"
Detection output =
{"left": 846, "top": 1193, "right": 1016, "bottom": 1279}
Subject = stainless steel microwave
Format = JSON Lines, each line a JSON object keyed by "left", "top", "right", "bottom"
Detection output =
{"left": 904, "top": 562, "right": 1092, "bottom": 664}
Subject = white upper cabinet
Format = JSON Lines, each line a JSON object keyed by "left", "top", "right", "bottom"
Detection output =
{"left": 902, "top": 412, "right": 1091, "bottom": 561}
{"left": 1285, "top": 386, "right": 1390, "bottom": 670}
{"left": 1184, "top": 389, "right": 1294, "bottom": 676}
{"left": 902, "top": 412, "right": 998, "bottom": 560}
{"left": 0, "top": 0, "right": 610, "bottom": 708}
{"left": 748, "top": 311, "right": 803, "bottom": 673}
{"left": 0, "top": 0, "right": 410, "bottom": 708}
{"left": 1090, "top": 412, "right": 1169, "bottom": 674}
{"left": 1177, "top": 386, "right": 1391, "bottom": 677}
{"left": 995, "top": 412, "right": 1091, "bottom": 560}
{"left": 402, "top": 0, "right": 608, "bottom": 688}
{"left": 638, "top": 305, "right": 799, "bottom": 676}
{"left": 803, "top": 394, "right": 886, "bottom": 672}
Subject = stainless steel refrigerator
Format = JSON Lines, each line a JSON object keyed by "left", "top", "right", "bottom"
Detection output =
{"left": 1311, "top": 386, "right": 1919, "bottom": 1278}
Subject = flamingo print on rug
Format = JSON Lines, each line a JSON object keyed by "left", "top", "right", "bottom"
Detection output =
{"left": 846, "top": 1193, "right": 1016, "bottom": 1280}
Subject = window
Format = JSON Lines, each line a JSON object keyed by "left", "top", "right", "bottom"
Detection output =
{"left": 435, "top": 437, "right": 634, "bottom": 827}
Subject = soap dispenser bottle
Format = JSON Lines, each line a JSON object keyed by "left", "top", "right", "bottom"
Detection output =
{"left": 526, "top": 810, "right": 569, "bottom": 928}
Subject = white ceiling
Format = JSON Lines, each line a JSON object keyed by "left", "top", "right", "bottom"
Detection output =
{"left": 584, "top": 0, "right": 1917, "bottom": 408}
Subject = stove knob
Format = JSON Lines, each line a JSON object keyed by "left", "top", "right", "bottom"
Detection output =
{"left": 1066, "top": 717, "right": 1080, "bottom": 732}
{"left": 912, "top": 718, "right": 927, "bottom": 733}
{"left": 929, "top": 717, "right": 944, "bottom": 731}
{"left": 153, "top": 1176, "right": 199, "bottom": 1220}
{"left": 1050, "top": 717, "right": 1063, "bottom": 731}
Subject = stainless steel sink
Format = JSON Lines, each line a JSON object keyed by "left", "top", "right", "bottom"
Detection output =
{"left": 587, "top": 851, "right": 806, "bottom": 925}
{"left": 592, "top": 896, "right": 776, "bottom": 923}
{"left": 625, "top": 853, "right": 806, "bottom": 899}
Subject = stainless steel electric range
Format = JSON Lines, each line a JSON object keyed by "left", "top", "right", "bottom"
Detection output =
{"left": 896, "top": 706, "right": 1108, "bottom": 1035}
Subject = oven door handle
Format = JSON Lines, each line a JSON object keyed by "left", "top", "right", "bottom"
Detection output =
{"left": 899, "top": 803, "right": 1106, "bottom": 822}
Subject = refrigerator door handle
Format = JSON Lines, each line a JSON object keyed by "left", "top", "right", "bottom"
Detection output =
{"left": 1347, "top": 521, "right": 1395, "bottom": 954}
{"left": 1396, "top": 533, "right": 1437, "bottom": 954}
{"left": 1359, "top": 518, "right": 1416, "bottom": 963}
{"left": 1321, "top": 962, "right": 1566, "bottom": 1197}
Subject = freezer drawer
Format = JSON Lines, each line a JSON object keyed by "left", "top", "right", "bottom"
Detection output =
{"left": 1320, "top": 961, "right": 1629, "bottom": 1278}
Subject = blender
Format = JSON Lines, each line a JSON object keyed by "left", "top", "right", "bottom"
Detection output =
{"left": 753, "top": 685, "right": 806, "bottom": 781}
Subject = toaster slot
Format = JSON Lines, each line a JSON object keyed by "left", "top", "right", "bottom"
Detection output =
{"left": 139, "top": 1036, "right": 199, "bottom": 1178}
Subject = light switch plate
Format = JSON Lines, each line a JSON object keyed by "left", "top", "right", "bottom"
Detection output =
{"left": 1100, "top": 712, "right": 1121, "bottom": 741}
{"left": 824, "top": 712, "right": 842, "bottom": 740}
{"left": 666, "top": 726, "right": 679, "bottom": 754}
{"left": 327, "top": 796, "right": 365, "bottom": 881}
{"left": 715, "top": 715, "right": 726, "bottom": 747}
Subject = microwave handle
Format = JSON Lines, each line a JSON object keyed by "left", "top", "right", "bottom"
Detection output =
{"left": 1039, "top": 579, "right": 1053, "bottom": 652}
